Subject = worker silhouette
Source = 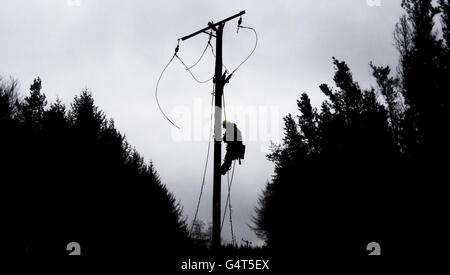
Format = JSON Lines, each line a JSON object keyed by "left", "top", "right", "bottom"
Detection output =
{"left": 221, "top": 120, "right": 245, "bottom": 175}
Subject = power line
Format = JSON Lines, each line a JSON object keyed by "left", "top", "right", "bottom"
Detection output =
{"left": 220, "top": 91, "right": 229, "bottom": 232}
{"left": 190, "top": 84, "right": 215, "bottom": 236}
{"left": 209, "top": 25, "right": 258, "bottom": 82}
{"left": 209, "top": 43, "right": 229, "bottom": 72}
{"left": 221, "top": 161, "right": 236, "bottom": 239}
{"left": 176, "top": 54, "right": 214, "bottom": 84}
{"left": 220, "top": 91, "right": 236, "bottom": 245}
{"left": 230, "top": 25, "right": 258, "bottom": 76}
{"left": 155, "top": 53, "right": 181, "bottom": 130}
{"left": 228, "top": 161, "right": 236, "bottom": 245}
{"left": 155, "top": 16, "right": 255, "bottom": 246}
{"left": 186, "top": 32, "right": 213, "bottom": 70}
{"left": 155, "top": 34, "right": 215, "bottom": 130}
{"left": 155, "top": 25, "right": 257, "bottom": 130}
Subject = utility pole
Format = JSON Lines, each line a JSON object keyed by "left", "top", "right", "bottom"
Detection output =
{"left": 180, "top": 11, "right": 245, "bottom": 250}
{"left": 212, "top": 23, "right": 224, "bottom": 251}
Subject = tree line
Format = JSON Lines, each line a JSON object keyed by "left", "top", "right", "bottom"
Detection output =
{"left": 0, "top": 77, "right": 190, "bottom": 259}
{"left": 253, "top": 0, "right": 449, "bottom": 258}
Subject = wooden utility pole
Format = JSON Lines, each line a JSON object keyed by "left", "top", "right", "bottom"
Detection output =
{"left": 212, "top": 23, "right": 224, "bottom": 250}
{"left": 180, "top": 11, "right": 245, "bottom": 250}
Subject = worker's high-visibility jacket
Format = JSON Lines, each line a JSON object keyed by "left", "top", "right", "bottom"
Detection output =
{"left": 223, "top": 123, "right": 245, "bottom": 161}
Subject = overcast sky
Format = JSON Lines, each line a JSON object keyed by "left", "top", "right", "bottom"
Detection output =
{"left": 1, "top": 0, "right": 404, "bottom": 246}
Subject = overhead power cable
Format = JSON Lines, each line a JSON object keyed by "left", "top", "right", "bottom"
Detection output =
{"left": 186, "top": 32, "right": 213, "bottom": 70}
{"left": 228, "top": 161, "right": 236, "bottom": 245}
{"left": 155, "top": 21, "right": 256, "bottom": 245}
{"left": 209, "top": 43, "right": 229, "bottom": 72}
{"left": 220, "top": 91, "right": 236, "bottom": 245}
{"left": 155, "top": 25, "right": 257, "bottom": 130}
{"left": 230, "top": 25, "right": 258, "bottom": 76}
{"left": 155, "top": 52, "right": 181, "bottom": 130}
{"left": 209, "top": 25, "right": 258, "bottom": 83}
{"left": 221, "top": 161, "right": 236, "bottom": 232}
{"left": 176, "top": 54, "right": 214, "bottom": 84}
{"left": 190, "top": 84, "right": 215, "bottom": 236}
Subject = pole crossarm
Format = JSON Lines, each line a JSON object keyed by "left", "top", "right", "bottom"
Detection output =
{"left": 180, "top": 10, "right": 245, "bottom": 41}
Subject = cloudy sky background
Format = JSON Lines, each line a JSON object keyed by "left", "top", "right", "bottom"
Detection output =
{"left": 1, "top": 0, "right": 404, "bottom": 246}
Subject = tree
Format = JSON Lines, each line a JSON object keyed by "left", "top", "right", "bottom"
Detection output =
{"left": 254, "top": 57, "right": 397, "bottom": 255}
{"left": 1, "top": 78, "right": 190, "bottom": 259}
{"left": 254, "top": 0, "right": 449, "bottom": 258}
{"left": 395, "top": 0, "right": 447, "bottom": 157}
{"left": 17, "top": 77, "right": 47, "bottom": 128}
{"left": 370, "top": 63, "right": 404, "bottom": 147}
{"left": 0, "top": 76, "right": 19, "bottom": 121}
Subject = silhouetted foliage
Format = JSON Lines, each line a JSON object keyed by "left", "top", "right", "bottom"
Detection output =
{"left": 0, "top": 78, "right": 190, "bottom": 258}
{"left": 254, "top": 0, "right": 448, "bottom": 258}
{"left": 190, "top": 220, "right": 212, "bottom": 249}
{"left": 395, "top": 0, "right": 450, "bottom": 157}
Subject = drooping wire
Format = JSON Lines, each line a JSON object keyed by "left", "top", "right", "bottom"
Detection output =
{"left": 209, "top": 43, "right": 229, "bottom": 72}
{"left": 221, "top": 161, "right": 236, "bottom": 242}
{"left": 221, "top": 90, "right": 228, "bottom": 232}
{"left": 155, "top": 49, "right": 181, "bottom": 129}
{"left": 209, "top": 25, "right": 257, "bottom": 84}
{"left": 222, "top": 90, "right": 227, "bottom": 122}
{"left": 228, "top": 161, "right": 236, "bottom": 245}
{"left": 220, "top": 90, "right": 236, "bottom": 245}
{"left": 186, "top": 32, "right": 213, "bottom": 70}
{"left": 155, "top": 25, "right": 256, "bottom": 130}
{"left": 176, "top": 54, "right": 214, "bottom": 84}
{"left": 157, "top": 22, "right": 255, "bottom": 238}
{"left": 190, "top": 84, "right": 215, "bottom": 236}
{"left": 230, "top": 25, "right": 258, "bottom": 76}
